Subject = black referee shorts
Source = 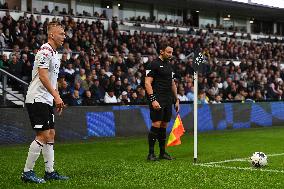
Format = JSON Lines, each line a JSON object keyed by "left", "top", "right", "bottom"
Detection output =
{"left": 26, "top": 102, "right": 55, "bottom": 131}
{"left": 150, "top": 103, "right": 172, "bottom": 122}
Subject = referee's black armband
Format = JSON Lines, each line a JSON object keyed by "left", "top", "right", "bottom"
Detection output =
{"left": 149, "top": 94, "right": 157, "bottom": 102}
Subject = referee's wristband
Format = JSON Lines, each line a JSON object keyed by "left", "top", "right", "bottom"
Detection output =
{"left": 149, "top": 94, "right": 157, "bottom": 102}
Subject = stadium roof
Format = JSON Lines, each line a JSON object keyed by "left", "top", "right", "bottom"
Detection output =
{"left": 126, "top": 0, "right": 284, "bottom": 21}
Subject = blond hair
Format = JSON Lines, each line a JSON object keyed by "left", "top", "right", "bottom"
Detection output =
{"left": 47, "top": 21, "right": 63, "bottom": 33}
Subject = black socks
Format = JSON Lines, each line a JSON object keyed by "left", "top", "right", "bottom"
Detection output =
{"left": 148, "top": 126, "right": 160, "bottom": 154}
{"left": 148, "top": 126, "right": 167, "bottom": 155}
{"left": 158, "top": 127, "right": 167, "bottom": 155}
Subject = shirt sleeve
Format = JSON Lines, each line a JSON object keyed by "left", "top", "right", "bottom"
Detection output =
{"left": 145, "top": 62, "right": 158, "bottom": 78}
{"left": 35, "top": 48, "right": 52, "bottom": 69}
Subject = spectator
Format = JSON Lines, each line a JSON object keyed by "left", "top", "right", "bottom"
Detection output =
{"left": 212, "top": 95, "right": 222, "bottom": 104}
{"left": 70, "top": 82, "right": 85, "bottom": 97}
{"left": 104, "top": 88, "right": 118, "bottom": 103}
{"left": 129, "top": 75, "right": 138, "bottom": 90}
{"left": 198, "top": 90, "right": 209, "bottom": 104}
{"left": 32, "top": 8, "right": 40, "bottom": 13}
{"left": 89, "top": 79, "right": 105, "bottom": 103}
{"left": 20, "top": 54, "right": 32, "bottom": 82}
{"left": 60, "top": 53, "right": 69, "bottom": 69}
{"left": 0, "top": 54, "right": 9, "bottom": 70}
{"left": 41, "top": 5, "right": 50, "bottom": 14}
{"left": 9, "top": 45, "right": 20, "bottom": 60}
{"left": 8, "top": 55, "right": 22, "bottom": 90}
{"left": 60, "top": 8, "right": 68, "bottom": 15}
{"left": 82, "top": 90, "right": 96, "bottom": 106}
{"left": 8, "top": 55, "right": 22, "bottom": 78}
{"left": 75, "top": 68, "right": 86, "bottom": 84}
{"left": 100, "top": 10, "right": 107, "bottom": 19}
{"left": 71, "top": 90, "right": 83, "bottom": 106}
{"left": 255, "top": 89, "right": 264, "bottom": 101}
{"left": 122, "top": 78, "right": 129, "bottom": 91}
{"left": 63, "top": 42, "right": 72, "bottom": 55}
{"left": 81, "top": 74, "right": 94, "bottom": 91}
{"left": 114, "top": 56, "right": 127, "bottom": 73}
{"left": 117, "top": 91, "right": 130, "bottom": 104}
{"left": 98, "top": 68, "right": 109, "bottom": 85}
{"left": 130, "top": 91, "right": 139, "bottom": 103}
{"left": 114, "top": 79, "right": 123, "bottom": 98}
{"left": 137, "top": 88, "right": 147, "bottom": 103}
{"left": 104, "top": 63, "right": 113, "bottom": 77}
{"left": 266, "top": 81, "right": 282, "bottom": 100}
{"left": 111, "top": 17, "right": 118, "bottom": 31}
{"left": 59, "top": 81, "right": 72, "bottom": 105}
{"left": 51, "top": 6, "right": 60, "bottom": 15}
{"left": 64, "top": 62, "right": 75, "bottom": 83}
{"left": 21, "top": 46, "right": 34, "bottom": 63}
{"left": 0, "top": 29, "right": 7, "bottom": 48}
{"left": 186, "top": 86, "right": 194, "bottom": 101}
{"left": 177, "top": 88, "right": 189, "bottom": 102}
{"left": 234, "top": 88, "right": 247, "bottom": 101}
{"left": 68, "top": 9, "right": 75, "bottom": 16}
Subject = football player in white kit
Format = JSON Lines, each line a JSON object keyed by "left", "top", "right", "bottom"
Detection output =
{"left": 21, "top": 21, "right": 69, "bottom": 183}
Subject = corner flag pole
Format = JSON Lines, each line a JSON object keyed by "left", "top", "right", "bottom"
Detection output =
{"left": 192, "top": 50, "right": 205, "bottom": 163}
{"left": 193, "top": 70, "right": 198, "bottom": 163}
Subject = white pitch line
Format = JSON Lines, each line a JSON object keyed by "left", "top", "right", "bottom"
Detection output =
{"left": 203, "top": 158, "right": 248, "bottom": 165}
{"left": 196, "top": 164, "right": 284, "bottom": 174}
{"left": 267, "top": 153, "right": 284, "bottom": 157}
{"left": 194, "top": 153, "right": 284, "bottom": 174}
{"left": 202, "top": 153, "right": 284, "bottom": 165}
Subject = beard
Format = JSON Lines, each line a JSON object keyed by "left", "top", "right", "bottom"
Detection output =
{"left": 164, "top": 56, "right": 172, "bottom": 61}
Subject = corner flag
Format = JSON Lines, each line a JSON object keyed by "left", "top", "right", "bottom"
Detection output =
{"left": 166, "top": 114, "right": 185, "bottom": 147}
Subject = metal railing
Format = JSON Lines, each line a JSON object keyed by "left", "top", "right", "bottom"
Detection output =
{"left": 0, "top": 68, "right": 28, "bottom": 106}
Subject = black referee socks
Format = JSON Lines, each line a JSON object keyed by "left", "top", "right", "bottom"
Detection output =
{"left": 148, "top": 126, "right": 160, "bottom": 154}
{"left": 158, "top": 128, "right": 167, "bottom": 155}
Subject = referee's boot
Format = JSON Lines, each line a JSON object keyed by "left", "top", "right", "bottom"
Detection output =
{"left": 159, "top": 152, "right": 174, "bottom": 160}
{"left": 44, "top": 171, "right": 69, "bottom": 181}
{"left": 147, "top": 153, "right": 158, "bottom": 161}
{"left": 21, "top": 170, "right": 46, "bottom": 184}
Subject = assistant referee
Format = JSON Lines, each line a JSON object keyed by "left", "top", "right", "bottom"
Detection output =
{"left": 145, "top": 44, "right": 180, "bottom": 161}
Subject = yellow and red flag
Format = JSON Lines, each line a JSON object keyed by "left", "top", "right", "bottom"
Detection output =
{"left": 167, "top": 114, "right": 185, "bottom": 147}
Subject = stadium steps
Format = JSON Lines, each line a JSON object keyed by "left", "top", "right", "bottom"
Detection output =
{"left": 0, "top": 83, "right": 24, "bottom": 106}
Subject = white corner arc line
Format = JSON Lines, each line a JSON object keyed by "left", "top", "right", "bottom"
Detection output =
{"left": 196, "top": 164, "right": 284, "bottom": 174}
{"left": 203, "top": 158, "right": 248, "bottom": 165}
{"left": 202, "top": 153, "right": 284, "bottom": 165}
{"left": 267, "top": 153, "right": 284, "bottom": 157}
{"left": 194, "top": 153, "right": 284, "bottom": 174}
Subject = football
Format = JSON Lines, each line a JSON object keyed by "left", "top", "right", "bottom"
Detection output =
{"left": 250, "top": 152, "right": 268, "bottom": 168}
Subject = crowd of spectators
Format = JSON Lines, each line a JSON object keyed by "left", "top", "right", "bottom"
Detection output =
{"left": 1, "top": 2, "right": 247, "bottom": 33}
{"left": 127, "top": 15, "right": 247, "bottom": 33}
{"left": 0, "top": 10, "right": 284, "bottom": 106}
{"left": 1, "top": 2, "right": 277, "bottom": 36}
{"left": 35, "top": 5, "right": 108, "bottom": 19}
{"left": 35, "top": 5, "right": 245, "bottom": 32}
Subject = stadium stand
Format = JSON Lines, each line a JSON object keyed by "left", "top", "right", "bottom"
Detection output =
{"left": 0, "top": 0, "right": 284, "bottom": 106}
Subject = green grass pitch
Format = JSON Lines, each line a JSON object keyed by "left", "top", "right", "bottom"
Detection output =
{"left": 1, "top": 126, "right": 284, "bottom": 188}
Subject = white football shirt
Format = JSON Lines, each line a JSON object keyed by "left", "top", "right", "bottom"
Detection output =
{"left": 25, "top": 43, "right": 60, "bottom": 106}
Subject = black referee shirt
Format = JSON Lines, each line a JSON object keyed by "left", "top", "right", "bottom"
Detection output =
{"left": 146, "top": 58, "right": 174, "bottom": 105}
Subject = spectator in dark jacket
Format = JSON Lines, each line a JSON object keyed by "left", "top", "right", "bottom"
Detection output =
{"left": 82, "top": 90, "right": 96, "bottom": 106}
